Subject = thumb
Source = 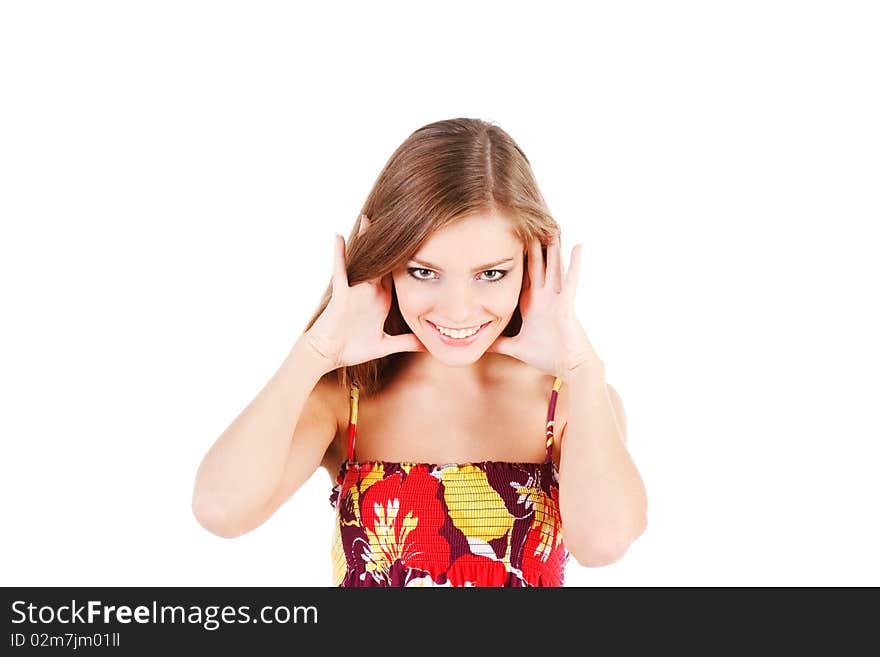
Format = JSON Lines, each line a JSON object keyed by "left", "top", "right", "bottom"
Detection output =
{"left": 487, "top": 334, "right": 518, "bottom": 359}
{"left": 382, "top": 332, "right": 427, "bottom": 357}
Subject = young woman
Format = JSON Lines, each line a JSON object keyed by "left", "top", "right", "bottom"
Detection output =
{"left": 192, "top": 118, "right": 648, "bottom": 586}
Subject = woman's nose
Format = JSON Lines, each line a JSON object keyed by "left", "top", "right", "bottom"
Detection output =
{"left": 438, "top": 282, "right": 476, "bottom": 323}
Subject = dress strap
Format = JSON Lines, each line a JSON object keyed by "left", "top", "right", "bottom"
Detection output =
{"left": 347, "top": 382, "right": 359, "bottom": 463}
{"left": 545, "top": 376, "right": 564, "bottom": 463}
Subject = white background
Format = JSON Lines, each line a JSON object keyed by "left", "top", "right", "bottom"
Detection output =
{"left": 2, "top": 1, "right": 878, "bottom": 587}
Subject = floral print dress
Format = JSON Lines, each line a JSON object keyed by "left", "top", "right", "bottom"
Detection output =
{"left": 329, "top": 376, "right": 570, "bottom": 587}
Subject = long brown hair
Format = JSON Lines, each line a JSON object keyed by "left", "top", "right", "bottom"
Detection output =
{"left": 302, "top": 117, "right": 563, "bottom": 396}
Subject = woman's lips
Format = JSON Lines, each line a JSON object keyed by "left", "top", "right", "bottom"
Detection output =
{"left": 427, "top": 320, "right": 492, "bottom": 347}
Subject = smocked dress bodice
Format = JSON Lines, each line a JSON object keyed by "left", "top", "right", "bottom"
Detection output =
{"left": 328, "top": 376, "right": 570, "bottom": 587}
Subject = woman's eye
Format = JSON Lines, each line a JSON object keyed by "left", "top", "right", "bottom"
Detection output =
{"left": 408, "top": 267, "right": 435, "bottom": 280}
{"left": 481, "top": 269, "right": 506, "bottom": 283}
{"left": 406, "top": 268, "right": 507, "bottom": 283}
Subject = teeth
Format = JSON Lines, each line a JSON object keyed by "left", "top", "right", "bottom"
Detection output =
{"left": 434, "top": 323, "right": 481, "bottom": 338}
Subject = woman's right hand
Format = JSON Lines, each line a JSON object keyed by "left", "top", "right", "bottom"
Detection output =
{"left": 304, "top": 215, "right": 427, "bottom": 371}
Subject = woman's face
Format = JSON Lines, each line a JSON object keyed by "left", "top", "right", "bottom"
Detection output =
{"left": 391, "top": 212, "right": 525, "bottom": 365}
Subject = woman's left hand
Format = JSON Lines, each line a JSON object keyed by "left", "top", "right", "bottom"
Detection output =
{"left": 487, "top": 230, "right": 604, "bottom": 381}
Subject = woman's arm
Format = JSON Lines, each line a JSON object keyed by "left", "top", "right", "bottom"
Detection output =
{"left": 191, "top": 335, "right": 336, "bottom": 538}
{"left": 557, "top": 359, "right": 648, "bottom": 566}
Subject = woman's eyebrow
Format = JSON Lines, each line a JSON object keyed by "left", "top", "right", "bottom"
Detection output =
{"left": 409, "top": 257, "right": 515, "bottom": 273}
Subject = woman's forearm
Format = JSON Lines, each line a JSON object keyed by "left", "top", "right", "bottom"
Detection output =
{"left": 191, "top": 336, "right": 333, "bottom": 536}
{"left": 558, "top": 360, "right": 648, "bottom": 565}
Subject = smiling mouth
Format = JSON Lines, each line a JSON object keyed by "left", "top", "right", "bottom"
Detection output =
{"left": 427, "top": 320, "right": 492, "bottom": 340}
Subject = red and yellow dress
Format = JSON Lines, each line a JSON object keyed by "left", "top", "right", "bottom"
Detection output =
{"left": 329, "top": 376, "right": 569, "bottom": 587}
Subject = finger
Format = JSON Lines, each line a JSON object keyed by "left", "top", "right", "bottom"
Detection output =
{"left": 529, "top": 236, "right": 544, "bottom": 288}
{"left": 563, "top": 243, "right": 582, "bottom": 304}
{"left": 547, "top": 230, "right": 563, "bottom": 293}
{"left": 358, "top": 214, "right": 371, "bottom": 237}
{"left": 384, "top": 332, "right": 427, "bottom": 356}
{"left": 332, "top": 233, "right": 349, "bottom": 291}
{"left": 487, "top": 335, "right": 518, "bottom": 360}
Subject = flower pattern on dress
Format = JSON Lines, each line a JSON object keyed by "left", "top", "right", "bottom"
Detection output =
{"left": 330, "top": 460, "right": 569, "bottom": 587}
{"left": 355, "top": 466, "right": 450, "bottom": 585}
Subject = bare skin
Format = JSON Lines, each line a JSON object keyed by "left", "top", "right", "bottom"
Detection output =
{"left": 318, "top": 354, "right": 568, "bottom": 484}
